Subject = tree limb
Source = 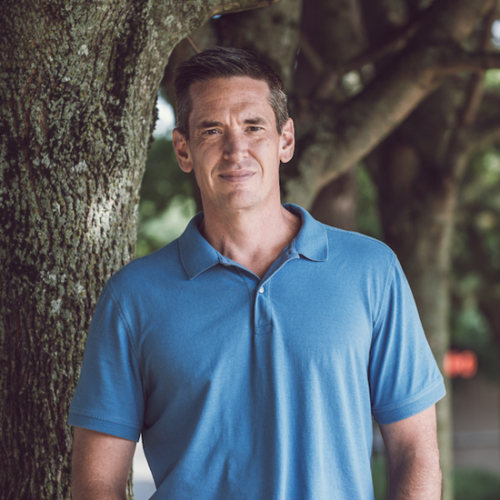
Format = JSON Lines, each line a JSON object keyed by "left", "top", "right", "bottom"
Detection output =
{"left": 469, "top": 125, "right": 500, "bottom": 153}
{"left": 209, "top": 0, "right": 281, "bottom": 18}
{"left": 442, "top": 6, "right": 497, "bottom": 178}
{"left": 342, "top": 6, "right": 427, "bottom": 74}
{"left": 440, "top": 52, "right": 500, "bottom": 76}
{"left": 298, "top": 7, "right": 426, "bottom": 99}
{"left": 285, "top": 40, "right": 500, "bottom": 206}
{"left": 186, "top": 36, "right": 201, "bottom": 54}
{"left": 285, "top": 46, "right": 447, "bottom": 206}
{"left": 283, "top": 0, "right": 497, "bottom": 207}
{"left": 459, "top": 6, "right": 497, "bottom": 128}
{"left": 299, "top": 33, "right": 326, "bottom": 75}
{"left": 298, "top": 0, "right": 497, "bottom": 101}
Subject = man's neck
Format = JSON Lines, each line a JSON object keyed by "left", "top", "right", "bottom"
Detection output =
{"left": 200, "top": 202, "right": 301, "bottom": 279}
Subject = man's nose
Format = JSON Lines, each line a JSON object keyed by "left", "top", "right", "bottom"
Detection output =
{"left": 223, "top": 131, "right": 248, "bottom": 163}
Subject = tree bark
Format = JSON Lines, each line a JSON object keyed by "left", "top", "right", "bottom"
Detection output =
{"left": 0, "top": 0, "right": 278, "bottom": 498}
{"left": 310, "top": 168, "right": 358, "bottom": 230}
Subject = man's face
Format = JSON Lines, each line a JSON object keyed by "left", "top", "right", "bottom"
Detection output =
{"left": 173, "top": 76, "right": 294, "bottom": 216}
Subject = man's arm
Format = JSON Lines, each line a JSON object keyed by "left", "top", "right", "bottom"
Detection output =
{"left": 71, "top": 427, "right": 137, "bottom": 500}
{"left": 379, "top": 405, "right": 441, "bottom": 500}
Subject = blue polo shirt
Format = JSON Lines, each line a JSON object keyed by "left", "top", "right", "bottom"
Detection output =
{"left": 69, "top": 204, "right": 445, "bottom": 500}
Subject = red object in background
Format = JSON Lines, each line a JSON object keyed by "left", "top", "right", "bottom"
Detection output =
{"left": 443, "top": 349, "right": 478, "bottom": 379}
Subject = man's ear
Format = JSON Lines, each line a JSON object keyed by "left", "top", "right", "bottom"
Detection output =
{"left": 172, "top": 128, "right": 193, "bottom": 173}
{"left": 279, "top": 118, "right": 295, "bottom": 164}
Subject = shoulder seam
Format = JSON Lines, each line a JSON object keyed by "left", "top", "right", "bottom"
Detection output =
{"left": 372, "top": 252, "right": 397, "bottom": 333}
{"left": 104, "top": 281, "right": 142, "bottom": 365}
{"left": 323, "top": 225, "right": 390, "bottom": 250}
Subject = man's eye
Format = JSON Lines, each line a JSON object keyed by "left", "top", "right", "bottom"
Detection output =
{"left": 248, "top": 126, "right": 262, "bottom": 132}
{"left": 203, "top": 129, "right": 219, "bottom": 135}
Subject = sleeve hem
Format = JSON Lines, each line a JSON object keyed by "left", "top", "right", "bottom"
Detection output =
{"left": 68, "top": 410, "right": 141, "bottom": 442}
{"left": 373, "top": 379, "right": 446, "bottom": 425}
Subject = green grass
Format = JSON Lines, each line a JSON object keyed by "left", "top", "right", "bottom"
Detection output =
{"left": 454, "top": 469, "right": 500, "bottom": 500}
{"left": 372, "top": 453, "right": 388, "bottom": 500}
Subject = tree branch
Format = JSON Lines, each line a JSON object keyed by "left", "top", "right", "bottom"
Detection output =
{"left": 469, "top": 125, "right": 500, "bottom": 153}
{"left": 298, "top": 33, "right": 326, "bottom": 75}
{"left": 298, "top": 7, "right": 427, "bottom": 99}
{"left": 298, "top": 0, "right": 496, "bottom": 101}
{"left": 285, "top": 42, "right": 500, "bottom": 205}
{"left": 459, "top": 6, "right": 497, "bottom": 128}
{"left": 186, "top": 36, "right": 201, "bottom": 54}
{"left": 440, "top": 52, "right": 500, "bottom": 75}
{"left": 283, "top": 0, "right": 497, "bottom": 207}
{"left": 442, "top": 6, "right": 497, "bottom": 178}
{"left": 285, "top": 46, "right": 447, "bottom": 206}
{"left": 209, "top": 0, "right": 281, "bottom": 17}
{"left": 342, "top": 7, "right": 428, "bottom": 74}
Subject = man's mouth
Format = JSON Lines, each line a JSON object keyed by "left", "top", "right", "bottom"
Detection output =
{"left": 218, "top": 170, "right": 255, "bottom": 182}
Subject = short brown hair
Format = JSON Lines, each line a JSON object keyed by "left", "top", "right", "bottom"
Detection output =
{"left": 174, "top": 46, "right": 289, "bottom": 139}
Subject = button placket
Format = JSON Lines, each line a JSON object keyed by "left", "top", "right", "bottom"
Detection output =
{"left": 254, "top": 280, "right": 272, "bottom": 335}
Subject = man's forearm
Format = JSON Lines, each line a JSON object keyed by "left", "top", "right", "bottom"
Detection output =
{"left": 388, "top": 455, "right": 442, "bottom": 500}
{"left": 380, "top": 406, "right": 442, "bottom": 500}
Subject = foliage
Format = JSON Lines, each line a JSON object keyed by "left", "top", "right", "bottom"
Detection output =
{"left": 452, "top": 146, "right": 500, "bottom": 380}
{"left": 484, "top": 69, "right": 500, "bottom": 89}
{"left": 136, "top": 136, "right": 196, "bottom": 257}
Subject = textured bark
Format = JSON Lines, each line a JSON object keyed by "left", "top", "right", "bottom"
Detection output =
{"left": 0, "top": 0, "right": 278, "bottom": 498}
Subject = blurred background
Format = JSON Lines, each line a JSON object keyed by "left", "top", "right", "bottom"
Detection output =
{"left": 133, "top": 1, "right": 500, "bottom": 498}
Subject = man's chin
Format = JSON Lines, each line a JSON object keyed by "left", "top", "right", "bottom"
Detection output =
{"left": 215, "top": 192, "right": 264, "bottom": 213}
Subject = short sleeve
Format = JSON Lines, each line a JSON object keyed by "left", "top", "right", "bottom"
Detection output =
{"left": 68, "top": 283, "right": 145, "bottom": 441}
{"left": 369, "top": 258, "right": 446, "bottom": 425}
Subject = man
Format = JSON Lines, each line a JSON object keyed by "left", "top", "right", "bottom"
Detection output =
{"left": 69, "top": 47, "right": 445, "bottom": 499}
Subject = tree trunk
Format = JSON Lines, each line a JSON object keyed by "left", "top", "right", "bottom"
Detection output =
{"left": 310, "top": 168, "right": 358, "bottom": 230}
{"left": 0, "top": 0, "right": 277, "bottom": 498}
{"left": 367, "top": 112, "right": 459, "bottom": 500}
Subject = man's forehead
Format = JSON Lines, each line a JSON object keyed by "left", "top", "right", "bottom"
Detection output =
{"left": 188, "top": 77, "right": 274, "bottom": 124}
{"left": 189, "top": 76, "right": 270, "bottom": 104}
{"left": 191, "top": 75, "right": 269, "bottom": 90}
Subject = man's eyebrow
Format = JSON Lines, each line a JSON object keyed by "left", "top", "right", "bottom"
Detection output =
{"left": 197, "top": 120, "right": 222, "bottom": 129}
{"left": 195, "top": 117, "right": 269, "bottom": 129}
{"left": 244, "top": 117, "right": 267, "bottom": 125}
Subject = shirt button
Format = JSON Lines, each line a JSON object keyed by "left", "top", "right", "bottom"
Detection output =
{"left": 259, "top": 287, "right": 264, "bottom": 294}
